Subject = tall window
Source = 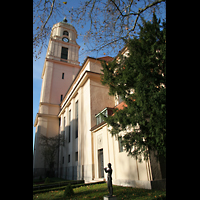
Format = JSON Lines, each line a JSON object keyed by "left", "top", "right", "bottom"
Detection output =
{"left": 60, "top": 94, "right": 63, "bottom": 102}
{"left": 119, "top": 95, "right": 123, "bottom": 104}
{"left": 118, "top": 136, "right": 124, "bottom": 152}
{"left": 61, "top": 47, "right": 68, "bottom": 60}
{"left": 68, "top": 110, "right": 71, "bottom": 143}
{"left": 63, "top": 117, "right": 65, "bottom": 146}
{"left": 62, "top": 73, "right": 64, "bottom": 79}
{"left": 75, "top": 101, "right": 78, "bottom": 138}
{"left": 59, "top": 118, "right": 61, "bottom": 133}
{"left": 75, "top": 152, "right": 78, "bottom": 161}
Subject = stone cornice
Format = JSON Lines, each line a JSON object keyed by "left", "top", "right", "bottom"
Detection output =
{"left": 41, "top": 57, "right": 80, "bottom": 79}
{"left": 46, "top": 57, "right": 80, "bottom": 66}
{"left": 50, "top": 37, "right": 80, "bottom": 48}
{"left": 90, "top": 121, "right": 107, "bottom": 132}
{"left": 34, "top": 113, "right": 38, "bottom": 127}
{"left": 37, "top": 113, "right": 58, "bottom": 118}
{"left": 40, "top": 102, "right": 60, "bottom": 107}
{"left": 52, "top": 22, "right": 78, "bottom": 35}
{"left": 34, "top": 113, "right": 58, "bottom": 127}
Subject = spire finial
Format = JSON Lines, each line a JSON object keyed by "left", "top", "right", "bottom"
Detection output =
{"left": 63, "top": 17, "right": 67, "bottom": 23}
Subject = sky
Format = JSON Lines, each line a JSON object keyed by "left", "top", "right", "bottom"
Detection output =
{"left": 33, "top": 0, "right": 166, "bottom": 151}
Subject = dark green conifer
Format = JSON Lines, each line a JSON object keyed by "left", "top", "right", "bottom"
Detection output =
{"left": 63, "top": 184, "right": 74, "bottom": 197}
{"left": 101, "top": 13, "right": 166, "bottom": 160}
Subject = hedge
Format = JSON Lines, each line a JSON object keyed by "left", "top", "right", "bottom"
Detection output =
{"left": 33, "top": 180, "right": 84, "bottom": 191}
{"left": 33, "top": 181, "right": 105, "bottom": 195}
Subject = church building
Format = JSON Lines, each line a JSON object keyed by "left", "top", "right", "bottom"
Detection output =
{"left": 33, "top": 18, "right": 165, "bottom": 189}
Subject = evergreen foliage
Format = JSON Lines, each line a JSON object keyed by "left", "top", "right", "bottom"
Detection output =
{"left": 63, "top": 184, "right": 74, "bottom": 197}
{"left": 44, "top": 177, "right": 50, "bottom": 184}
{"left": 101, "top": 13, "right": 166, "bottom": 160}
{"left": 39, "top": 175, "right": 42, "bottom": 181}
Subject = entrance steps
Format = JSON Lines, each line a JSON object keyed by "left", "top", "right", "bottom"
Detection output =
{"left": 85, "top": 178, "right": 105, "bottom": 184}
{"left": 94, "top": 178, "right": 105, "bottom": 182}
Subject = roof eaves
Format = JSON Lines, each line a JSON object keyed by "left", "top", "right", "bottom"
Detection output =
{"left": 90, "top": 121, "right": 107, "bottom": 132}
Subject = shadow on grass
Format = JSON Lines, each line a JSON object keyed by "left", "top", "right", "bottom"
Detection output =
{"left": 33, "top": 183, "right": 108, "bottom": 200}
{"left": 33, "top": 183, "right": 166, "bottom": 200}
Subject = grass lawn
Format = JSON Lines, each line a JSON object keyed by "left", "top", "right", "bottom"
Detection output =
{"left": 33, "top": 183, "right": 166, "bottom": 200}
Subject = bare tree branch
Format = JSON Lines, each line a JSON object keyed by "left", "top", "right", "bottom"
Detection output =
{"left": 42, "top": 0, "right": 56, "bottom": 30}
{"left": 127, "top": 0, "right": 165, "bottom": 36}
{"left": 110, "top": 0, "right": 124, "bottom": 17}
{"left": 34, "top": 0, "right": 55, "bottom": 44}
{"left": 39, "top": 133, "right": 65, "bottom": 170}
{"left": 89, "top": 0, "right": 96, "bottom": 30}
{"left": 33, "top": 0, "right": 166, "bottom": 59}
{"left": 33, "top": 0, "right": 67, "bottom": 60}
{"left": 138, "top": 0, "right": 165, "bottom": 15}
{"left": 130, "top": 14, "right": 140, "bottom": 35}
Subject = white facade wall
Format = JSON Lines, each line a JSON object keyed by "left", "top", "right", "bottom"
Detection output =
{"left": 58, "top": 58, "right": 115, "bottom": 181}
{"left": 57, "top": 57, "right": 154, "bottom": 188}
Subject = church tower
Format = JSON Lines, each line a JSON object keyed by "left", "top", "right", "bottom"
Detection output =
{"left": 33, "top": 18, "right": 81, "bottom": 178}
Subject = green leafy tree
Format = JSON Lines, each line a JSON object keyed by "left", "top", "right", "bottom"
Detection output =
{"left": 101, "top": 13, "right": 166, "bottom": 160}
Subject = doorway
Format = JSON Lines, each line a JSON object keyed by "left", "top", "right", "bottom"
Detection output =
{"left": 98, "top": 149, "right": 104, "bottom": 178}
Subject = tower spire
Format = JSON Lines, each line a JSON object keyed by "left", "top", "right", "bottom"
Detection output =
{"left": 63, "top": 17, "right": 67, "bottom": 23}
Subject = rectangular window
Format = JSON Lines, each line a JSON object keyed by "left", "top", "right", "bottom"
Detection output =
{"left": 68, "top": 154, "right": 70, "bottom": 163}
{"left": 60, "top": 94, "right": 63, "bottom": 102}
{"left": 61, "top": 47, "right": 68, "bottom": 60}
{"left": 68, "top": 110, "right": 71, "bottom": 143}
{"left": 59, "top": 118, "right": 61, "bottom": 133}
{"left": 96, "top": 109, "right": 107, "bottom": 125}
{"left": 118, "top": 136, "right": 124, "bottom": 152}
{"left": 75, "top": 152, "right": 78, "bottom": 161}
{"left": 119, "top": 95, "right": 123, "bottom": 104}
{"left": 63, "top": 117, "right": 65, "bottom": 146}
{"left": 75, "top": 101, "right": 78, "bottom": 138}
{"left": 62, "top": 73, "right": 64, "bottom": 79}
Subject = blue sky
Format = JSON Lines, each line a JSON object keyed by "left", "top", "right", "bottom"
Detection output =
{"left": 33, "top": 0, "right": 166, "bottom": 151}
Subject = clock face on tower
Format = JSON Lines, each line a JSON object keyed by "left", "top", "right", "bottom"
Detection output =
{"left": 62, "top": 37, "right": 69, "bottom": 42}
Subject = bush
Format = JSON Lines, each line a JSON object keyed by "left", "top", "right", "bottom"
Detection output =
{"left": 44, "top": 177, "right": 50, "bottom": 184}
{"left": 63, "top": 184, "right": 74, "bottom": 197}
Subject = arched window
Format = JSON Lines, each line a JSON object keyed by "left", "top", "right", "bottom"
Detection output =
{"left": 63, "top": 31, "right": 68, "bottom": 36}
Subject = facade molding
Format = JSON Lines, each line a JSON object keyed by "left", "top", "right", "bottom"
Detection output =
{"left": 90, "top": 121, "right": 107, "bottom": 133}
{"left": 58, "top": 71, "right": 101, "bottom": 117}
{"left": 41, "top": 58, "right": 80, "bottom": 79}
{"left": 50, "top": 37, "right": 80, "bottom": 48}
{"left": 34, "top": 112, "right": 58, "bottom": 127}
{"left": 40, "top": 102, "right": 60, "bottom": 107}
